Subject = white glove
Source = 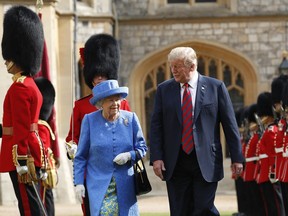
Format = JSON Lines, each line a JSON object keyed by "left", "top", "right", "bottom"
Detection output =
{"left": 66, "top": 142, "right": 77, "bottom": 159}
{"left": 16, "top": 165, "right": 28, "bottom": 176}
{"left": 75, "top": 184, "right": 85, "bottom": 204}
{"left": 113, "top": 152, "right": 131, "bottom": 165}
{"left": 40, "top": 169, "right": 48, "bottom": 180}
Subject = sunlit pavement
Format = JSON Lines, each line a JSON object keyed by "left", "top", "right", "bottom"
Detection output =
{"left": 0, "top": 193, "right": 237, "bottom": 215}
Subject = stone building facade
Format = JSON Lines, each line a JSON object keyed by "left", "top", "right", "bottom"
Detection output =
{"left": 0, "top": 0, "right": 287, "bottom": 205}
{"left": 114, "top": 0, "right": 288, "bottom": 149}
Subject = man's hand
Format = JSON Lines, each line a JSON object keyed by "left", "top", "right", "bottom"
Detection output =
{"left": 40, "top": 169, "right": 48, "bottom": 180}
{"left": 16, "top": 165, "right": 28, "bottom": 175}
{"left": 113, "top": 152, "right": 131, "bottom": 165}
{"left": 54, "top": 156, "right": 60, "bottom": 169}
{"left": 153, "top": 160, "right": 166, "bottom": 180}
{"left": 231, "top": 162, "right": 243, "bottom": 178}
{"left": 65, "top": 142, "right": 77, "bottom": 160}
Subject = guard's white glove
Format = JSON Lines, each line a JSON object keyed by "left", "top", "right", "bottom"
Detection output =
{"left": 40, "top": 169, "right": 48, "bottom": 180}
{"left": 65, "top": 142, "right": 77, "bottom": 159}
{"left": 75, "top": 184, "right": 85, "bottom": 204}
{"left": 113, "top": 152, "right": 131, "bottom": 165}
{"left": 16, "top": 165, "right": 28, "bottom": 176}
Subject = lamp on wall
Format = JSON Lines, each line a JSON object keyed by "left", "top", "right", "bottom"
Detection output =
{"left": 279, "top": 51, "right": 288, "bottom": 75}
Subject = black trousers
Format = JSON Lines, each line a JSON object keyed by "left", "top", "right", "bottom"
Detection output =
{"left": 280, "top": 182, "right": 288, "bottom": 216}
{"left": 244, "top": 180, "right": 266, "bottom": 216}
{"left": 235, "top": 177, "right": 250, "bottom": 214}
{"left": 9, "top": 170, "right": 44, "bottom": 216}
{"left": 259, "top": 181, "right": 285, "bottom": 216}
{"left": 166, "top": 149, "right": 220, "bottom": 216}
{"left": 41, "top": 187, "right": 55, "bottom": 216}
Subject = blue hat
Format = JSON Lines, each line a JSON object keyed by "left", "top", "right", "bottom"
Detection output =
{"left": 90, "top": 80, "right": 128, "bottom": 105}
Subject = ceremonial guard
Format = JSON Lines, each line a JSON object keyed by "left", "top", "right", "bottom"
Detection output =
{"left": 233, "top": 107, "right": 250, "bottom": 216}
{"left": 0, "top": 6, "right": 45, "bottom": 216}
{"left": 277, "top": 80, "right": 288, "bottom": 214}
{"left": 254, "top": 92, "right": 285, "bottom": 216}
{"left": 35, "top": 77, "right": 58, "bottom": 216}
{"left": 65, "top": 34, "right": 130, "bottom": 216}
{"left": 271, "top": 75, "right": 288, "bottom": 215}
{"left": 271, "top": 76, "right": 287, "bottom": 180}
{"left": 242, "top": 104, "right": 266, "bottom": 216}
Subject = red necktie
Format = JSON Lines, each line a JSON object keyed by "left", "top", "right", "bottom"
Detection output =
{"left": 182, "top": 83, "right": 194, "bottom": 154}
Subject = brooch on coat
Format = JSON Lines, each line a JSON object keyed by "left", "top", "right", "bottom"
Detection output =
{"left": 124, "top": 118, "right": 129, "bottom": 126}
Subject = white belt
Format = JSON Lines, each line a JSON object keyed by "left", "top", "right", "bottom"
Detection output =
{"left": 246, "top": 156, "right": 259, "bottom": 162}
{"left": 275, "top": 147, "right": 283, "bottom": 153}
{"left": 259, "top": 154, "right": 268, "bottom": 159}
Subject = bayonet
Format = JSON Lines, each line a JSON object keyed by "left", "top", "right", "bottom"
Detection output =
{"left": 254, "top": 113, "right": 265, "bottom": 137}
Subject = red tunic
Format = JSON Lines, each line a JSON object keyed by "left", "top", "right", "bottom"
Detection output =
{"left": 243, "top": 132, "right": 259, "bottom": 181}
{"left": 38, "top": 120, "right": 57, "bottom": 171}
{"left": 255, "top": 124, "right": 278, "bottom": 184}
{"left": 275, "top": 119, "right": 285, "bottom": 179}
{"left": 280, "top": 130, "right": 288, "bottom": 182}
{"left": 65, "top": 94, "right": 131, "bottom": 144}
{"left": 0, "top": 75, "right": 43, "bottom": 171}
{"left": 38, "top": 121, "right": 54, "bottom": 152}
{"left": 47, "top": 111, "right": 60, "bottom": 159}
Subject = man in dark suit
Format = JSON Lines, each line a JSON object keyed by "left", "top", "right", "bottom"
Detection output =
{"left": 150, "top": 47, "right": 244, "bottom": 216}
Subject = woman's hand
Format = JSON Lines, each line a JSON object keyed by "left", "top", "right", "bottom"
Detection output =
{"left": 113, "top": 152, "right": 131, "bottom": 165}
{"left": 75, "top": 184, "right": 85, "bottom": 204}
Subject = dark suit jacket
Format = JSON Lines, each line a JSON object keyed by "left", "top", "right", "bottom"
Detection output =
{"left": 150, "top": 74, "right": 244, "bottom": 182}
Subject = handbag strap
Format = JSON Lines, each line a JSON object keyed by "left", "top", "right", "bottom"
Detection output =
{"left": 134, "top": 152, "right": 147, "bottom": 173}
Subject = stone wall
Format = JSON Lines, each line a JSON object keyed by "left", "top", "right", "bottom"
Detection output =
{"left": 114, "top": 0, "right": 149, "bottom": 17}
{"left": 118, "top": 20, "right": 287, "bottom": 85}
{"left": 237, "top": 0, "right": 288, "bottom": 14}
{"left": 115, "top": 0, "right": 288, "bottom": 17}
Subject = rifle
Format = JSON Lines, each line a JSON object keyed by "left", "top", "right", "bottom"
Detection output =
{"left": 272, "top": 106, "right": 279, "bottom": 124}
{"left": 280, "top": 105, "right": 286, "bottom": 120}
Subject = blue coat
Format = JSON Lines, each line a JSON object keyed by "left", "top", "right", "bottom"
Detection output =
{"left": 74, "top": 110, "right": 147, "bottom": 216}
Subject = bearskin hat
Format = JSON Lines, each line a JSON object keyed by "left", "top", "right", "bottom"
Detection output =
{"left": 1, "top": 5, "right": 44, "bottom": 76}
{"left": 235, "top": 107, "right": 245, "bottom": 127}
{"left": 282, "top": 81, "right": 288, "bottom": 108}
{"left": 34, "top": 77, "right": 55, "bottom": 121}
{"left": 247, "top": 104, "right": 257, "bottom": 123}
{"left": 83, "top": 34, "right": 120, "bottom": 89}
{"left": 271, "top": 75, "right": 288, "bottom": 104}
{"left": 257, "top": 92, "right": 273, "bottom": 117}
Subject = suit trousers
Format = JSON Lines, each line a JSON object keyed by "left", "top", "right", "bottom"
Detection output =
{"left": 166, "top": 149, "right": 220, "bottom": 216}
{"left": 9, "top": 170, "right": 44, "bottom": 216}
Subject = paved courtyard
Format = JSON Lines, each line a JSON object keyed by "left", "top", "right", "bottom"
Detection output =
{"left": 0, "top": 159, "right": 238, "bottom": 215}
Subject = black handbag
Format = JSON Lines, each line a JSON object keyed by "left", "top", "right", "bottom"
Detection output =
{"left": 133, "top": 152, "right": 152, "bottom": 196}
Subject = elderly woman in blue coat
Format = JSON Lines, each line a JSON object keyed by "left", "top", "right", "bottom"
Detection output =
{"left": 73, "top": 80, "right": 147, "bottom": 216}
